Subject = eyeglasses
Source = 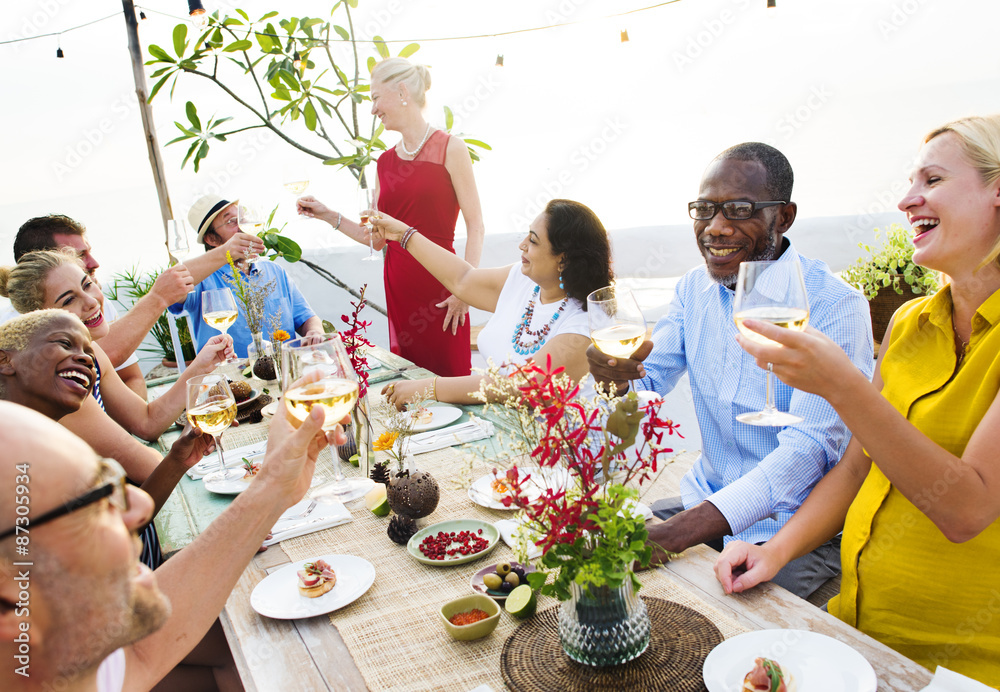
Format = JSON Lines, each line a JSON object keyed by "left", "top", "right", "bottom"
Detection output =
{"left": 688, "top": 200, "right": 787, "bottom": 221}
{"left": 0, "top": 458, "right": 129, "bottom": 540}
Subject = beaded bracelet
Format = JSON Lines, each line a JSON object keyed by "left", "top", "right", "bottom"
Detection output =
{"left": 400, "top": 226, "right": 418, "bottom": 250}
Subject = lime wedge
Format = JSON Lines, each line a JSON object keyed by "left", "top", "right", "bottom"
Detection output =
{"left": 349, "top": 453, "right": 360, "bottom": 467}
{"left": 505, "top": 584, "right": 537, "bottom": 619}
{"left": 364, "top": 484, "right": 390, "bottom": 517}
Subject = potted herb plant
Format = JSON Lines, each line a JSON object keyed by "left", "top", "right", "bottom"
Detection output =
{"left": 108, "top": 267, "right": 196, "bottom": 366}
{"left": 841, "top": 223, "right": 939, "bottom": 343}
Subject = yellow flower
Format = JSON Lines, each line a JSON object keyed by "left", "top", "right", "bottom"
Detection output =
{"left": 272, "top": 329, "right": 291, "bottom": 343}
{"left": 373, "top": 431, "right": 399, "bottom": 452}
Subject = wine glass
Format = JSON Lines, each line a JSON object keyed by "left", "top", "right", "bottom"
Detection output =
{"left": 358, "top": 181, "right": 381, "bottom": 262}
{"left": 587, "top": 286, "right": 647, "bottom": 359}
{"left": 282, "top": 179, "right": 310, "bottom": 196}
{"left": 166, "top": 219, "right": 190, "bottom": 266}
{"left": 187, "top": 374, "right": 240, "bottom": 482}
{"left": 237, "top": 202, "right": 266, "bottom": 265}
{"left": 281, "top": 333, "right": 372, "bottom": 502}
{"left": 732, "top": 258, "right": 810, "bottom": 426}
{"left": 201, "top": 287, "right": 240, "bottom": 364}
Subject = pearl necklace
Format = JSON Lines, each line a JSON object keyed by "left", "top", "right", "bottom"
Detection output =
{"left": 511, "top": 286, "right": 568, "bottom": 356}
{"left": 400, "top": 123, "right": 433, "bottom": 158}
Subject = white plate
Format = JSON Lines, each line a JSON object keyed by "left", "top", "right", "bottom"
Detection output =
{"left": 250, "top": 554, "right": 375, "bottom": 620}
{"left": 404, "top": 404, "right": 463, "bottom": 432}
{"left": 468, "top": 467, "right": 568, "bottom": 510}
{"left": 202, "top": 470, "right": 257, "bottom": 495}
{"left": 261, "top": 400, "right": 279, "bottom": 418}
{"left": 703, "top": 629, "right": 877, "bottom": 692}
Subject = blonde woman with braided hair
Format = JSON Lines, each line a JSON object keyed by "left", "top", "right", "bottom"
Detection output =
{"left": 299, "top": 57, "right": 486, "bottom": 377}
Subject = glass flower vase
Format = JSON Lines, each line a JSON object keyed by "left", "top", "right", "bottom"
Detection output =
{"left": 558, "top": 575, "right": 650, "bottom": 666}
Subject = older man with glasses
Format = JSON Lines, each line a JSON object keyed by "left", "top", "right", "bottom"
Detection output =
{"left": 0, "top": 401, "right": 338, "bottom": 692}
{"left": 587, "top": 142, "right": 874, "bottom": 600}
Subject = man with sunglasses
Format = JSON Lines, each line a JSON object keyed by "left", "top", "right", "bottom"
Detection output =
{"left": 0, "top": 401, "right": 337, "bottom": 692}
{"left": 587, "top": 142, "right": 873, "bottom": 599}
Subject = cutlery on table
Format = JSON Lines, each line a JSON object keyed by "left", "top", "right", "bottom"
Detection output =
{"left": 274, "top": 500, "right": 318, "bottom": 525}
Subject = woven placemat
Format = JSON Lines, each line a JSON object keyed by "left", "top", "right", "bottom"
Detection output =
{"left": 500, "top": 597, "right": 721, "bottom": 692}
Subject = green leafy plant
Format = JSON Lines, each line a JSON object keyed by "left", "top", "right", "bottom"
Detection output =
{"left": 107, "top": 267, "right": 195, "bottom": 364}
{"left": 477, "top": 359, "right": 681, "bottom": 601}
{"left": 145, "top": 3, "right": 490, "bottom": 175}
{"left": 842, "top": 223, "right": 939, "bottom": 300}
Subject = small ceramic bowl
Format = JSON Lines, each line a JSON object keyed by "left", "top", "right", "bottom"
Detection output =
{"left": 439, "top": 594, "right": 501, "bottom": 641}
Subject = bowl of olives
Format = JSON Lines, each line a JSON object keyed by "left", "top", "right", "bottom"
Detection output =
{"left": 470, "top": 561, "right": 535, "bottom": 600}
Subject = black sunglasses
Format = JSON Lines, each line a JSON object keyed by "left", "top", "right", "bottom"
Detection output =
{"left": 0, "top": 459, "right": 129, "bottom": 540}
{"left": 688, "top": 200, "right": 786, "bottom": 221}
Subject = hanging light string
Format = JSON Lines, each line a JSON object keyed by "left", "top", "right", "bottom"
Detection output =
{"left": 0, "top": 0, "right": 683, "bottom": 48}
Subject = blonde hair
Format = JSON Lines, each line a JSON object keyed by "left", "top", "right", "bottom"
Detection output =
{"left": 925, "top": 114, "right": 1000, "bottom": 270}
{"left": 371, "top": 58, "right": 431, "bottom": 108}
{"left": 0, "top": 309, "right": 85, "bottom": 396}
{"left": 0, "top": 249, "right": 81, "bottom": 314}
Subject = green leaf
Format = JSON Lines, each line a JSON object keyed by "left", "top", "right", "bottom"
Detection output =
{"left": 367, "top": 56, "right": 376, "bottom": 73}
{"left": 303, "top": 18, "right": 324, "bottom": 29}
{"left": 324, "top": 155, "right": 356, "bottom": 166}
{"left": 304, "top": 100, "right": 317, "bottom": 131}
{"left": 272, "top": 87, "right": 291, "bottom": 101}
{"left": 334, "top": 24, "right": 349, "bottom": 40}
{"left": 181, "top": 140, "right": 199, "bottom": 169}
{"left": 398, "top": 42, "right": 420, "bottom": 58}
{"left": 278, "top": 68, "right": 299, "bottom": 90}
{"left": 259, "top": 10, "right": 279, "bottom": 20}
{"left": 255, "top": 31, "right": 277, "bottom": 52}
{"left": 222, "top": 17, "right": 244, "bottom": 26}
{"left": 236, "top": 8, "right": 249, "bottom": 21}
{"left": 373, "top": 36, "right": 390, "bottom": 58}
{"left": 172, "top": 23, "right": 188, "bottom": 57}
{"left": 223, "top": 39, "right": 253, "bottom": 52}
{"left": 265, "top": 234, "right": 302, "bottom": 262}
{"left": 148, "top": 72, "right": 173, "bottom": 102}
{"left": 462, "top": 138, "right": 492, "bottom": 150}
{"left": 443, "top": 105, "right": 454, "bottom": 131}
{"left": 146, "top": 44, "right": 174, "bottom": 63}
{"left": 185, "top": 101, "right": 201, "bottom": 130}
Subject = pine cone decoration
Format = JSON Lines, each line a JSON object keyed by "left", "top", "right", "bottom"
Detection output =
{"left": 252, "top": 355, "right": 276, "bottom": 381}
{"left": 387, "top": 515, "right": 418, "bottom": 545}
{"left": 371, "top": 461, "right": 391, "bottom": 486}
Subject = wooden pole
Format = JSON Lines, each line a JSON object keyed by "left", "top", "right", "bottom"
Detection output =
{"left": 121, "top": 0, "right": 174, "bottom": 242}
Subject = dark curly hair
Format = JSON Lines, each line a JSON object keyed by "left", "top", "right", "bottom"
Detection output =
{"left": 543, "top": 199, "right": 613, "bottom": 309}
{"left": 14, "top": 215, "right": 87, "bottom": 262}
{"left": 716, "top": 142, "right": 794, "bottom": 201}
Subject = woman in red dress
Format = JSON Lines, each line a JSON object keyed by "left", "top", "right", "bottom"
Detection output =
{"left": 299, "top": 58, "right": 485, "bottom": 376}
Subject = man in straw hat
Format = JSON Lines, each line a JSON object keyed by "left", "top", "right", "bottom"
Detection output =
{"left": 169, "top": 194, "right": 322, "bottom": 358}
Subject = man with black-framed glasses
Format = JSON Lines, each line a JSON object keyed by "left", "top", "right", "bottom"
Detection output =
{"left": 587, "top": 142, "right": 874, "bottom": 600}
{"left": 0, "top": 400, "right": 340, "bottom": 692}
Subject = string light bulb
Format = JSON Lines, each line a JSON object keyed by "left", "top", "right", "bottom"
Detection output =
{"left": 495, "top": 54, "right": 503, "bottom": 67}
{"left": 620, "top": 29, "right": 629, "bottom": 43}
{"left": 188, "top": 0, "right": 208, "bottom": 30}
{"left": 293, "top": 51, "right": 303, "bottom": 72}
{"left": 56, "top": 35, "right": 64, "bottom": 58}
{"left": 767, "top": 0, "right": 776, "bottom": 8}
{"left": 139, "top": 11, "right": 147, "bottom": 20}
{"left": 56, "top": 46, "right": 64, "bottom": 58}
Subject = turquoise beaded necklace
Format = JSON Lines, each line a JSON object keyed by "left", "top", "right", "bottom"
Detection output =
{"left": 511, "top": 286, "right": 567, "bottom": 356}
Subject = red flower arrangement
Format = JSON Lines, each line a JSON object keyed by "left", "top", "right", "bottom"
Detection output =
{"left": 340, "top": 284, "right": 374, "bottom": 398}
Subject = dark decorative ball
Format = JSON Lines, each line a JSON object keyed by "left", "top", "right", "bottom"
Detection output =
{"left": 387, "top": 515, "right": 418, "bottom": 545}
{"left": 386, "top": 469, "right": 439, "bottom": 520}
{"left": 371, "top": 460, "right": 391, "bottom": 486}
{"left": 252, "top": 355, "right": 276, "bottom": 381}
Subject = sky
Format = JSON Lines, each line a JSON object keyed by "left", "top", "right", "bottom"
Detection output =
{"left": 1, "top": 0, "right": 999, "bottom": 281}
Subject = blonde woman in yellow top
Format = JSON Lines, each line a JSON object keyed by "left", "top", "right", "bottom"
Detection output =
{"left": 713, "top": 114, "right": 1000, "bottom": 686}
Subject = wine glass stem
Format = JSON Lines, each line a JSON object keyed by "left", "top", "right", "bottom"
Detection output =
{"left": 331, "top": 442, "right": 346, "bottom": 483}
{"left": 763, "top": 363, "right": 777, "bottom": 414}
{"left": 215, "top": 432, "right": 227, "bottom": 471}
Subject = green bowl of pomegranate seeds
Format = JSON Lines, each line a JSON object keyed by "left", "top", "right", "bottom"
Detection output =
{"left": 407, "top": 519, "right": 500, "bottom": 567}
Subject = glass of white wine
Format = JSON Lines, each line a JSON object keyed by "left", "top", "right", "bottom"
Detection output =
{"left": 281, "top": 333, "right": 372, "bottom": 502}
{"left": 732, "top": 258, "right": 810, "bottom": 426}
{"left": 166, "top": 219, "right": 190, "bottom": 266}
{"left": 186, "top": 374, "right": 239, "bottom": 482}
{"left": 237, "top": 202, "right": 266, "bottom": 265}
{"left": 282, "top": 179, "right": 310, "bottom": 196}
{"left": 358, "top": 180, "right": 381, "bottom": 262}
{"left": 587, "top": 285, "right": 647, "bottom": 359}
{"left": 201, "top": 287, "right": 240, "bottom": 364}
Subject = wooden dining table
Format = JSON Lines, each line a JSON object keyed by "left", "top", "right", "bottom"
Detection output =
{"left": 154, "top": 347, "right": 934, "bottom": 692}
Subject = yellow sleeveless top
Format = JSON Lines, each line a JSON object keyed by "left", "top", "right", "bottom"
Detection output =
{"left": 828, "top": 285, "right": 1000, "bottom": 685}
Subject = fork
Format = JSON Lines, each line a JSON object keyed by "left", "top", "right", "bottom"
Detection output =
{"left": 274, "top": 500, "right": 318, "bottom": 525}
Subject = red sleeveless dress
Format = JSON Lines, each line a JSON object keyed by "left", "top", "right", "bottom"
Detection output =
{"left": 377, "top": 130, "right": 472, "bottom": 376}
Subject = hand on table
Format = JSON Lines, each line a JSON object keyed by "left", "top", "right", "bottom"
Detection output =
{"left": 714, "top": 540, "right": 782, "bottom": 595}
{"left": 437, "top": 294, "right": 469, "bottom": 335}
{"left": 586, "top": 340, "right": 654, "bottom": 396}
{"left": 382, "top": 378, "right": 432, "bottom": 411}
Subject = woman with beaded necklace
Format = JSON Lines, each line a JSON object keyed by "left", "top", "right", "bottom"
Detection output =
{"left": 371, "top": 199, "right": 613, "bottom": 409}
{"left": 298, "top": 57, "right": 486, "bottom": 378}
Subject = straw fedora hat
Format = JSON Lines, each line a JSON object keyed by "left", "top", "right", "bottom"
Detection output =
{"left": 188, "top": 194, "right": 237, "bottom": 242}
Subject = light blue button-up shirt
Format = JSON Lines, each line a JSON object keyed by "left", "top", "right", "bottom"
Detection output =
{"left": 169, "top": 260, "right": 316, "bottom": 358}
{"left": 637, "top": 241, "right": 874, "bottom": 546}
